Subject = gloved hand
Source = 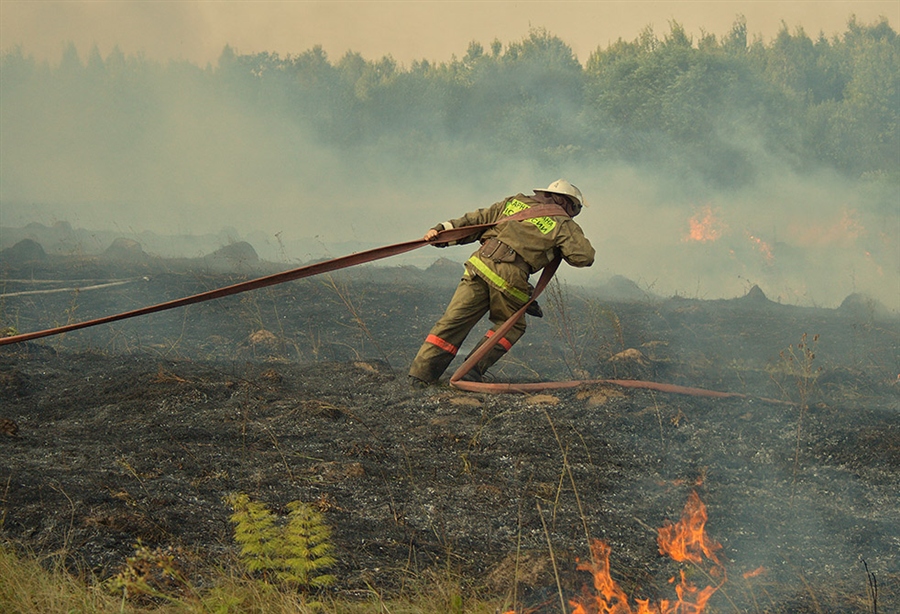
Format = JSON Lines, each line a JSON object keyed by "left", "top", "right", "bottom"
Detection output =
{"left": 526, "top": 301, "right": 543, "bottom": 318}
{"left": 425, "top": 227, "right": 448, "bottom": 247}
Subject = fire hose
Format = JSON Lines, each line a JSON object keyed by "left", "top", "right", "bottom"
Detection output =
{"left": 0, "top": 218, "right": 790, "bottom": 404}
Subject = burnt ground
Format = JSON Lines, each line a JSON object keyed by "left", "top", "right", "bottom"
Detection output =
{"left": 0, "top": 252, "right": 898, "bottom": 612}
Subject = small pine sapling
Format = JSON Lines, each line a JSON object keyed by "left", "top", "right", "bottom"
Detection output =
{"left": 226, "top": 493, "right": 337, "bottom": 590}
{"left": 279, "top": 500, "right": 337, "bottom": 588}
{"left": 226, "top": 493, "right": 281, "bottom": 579}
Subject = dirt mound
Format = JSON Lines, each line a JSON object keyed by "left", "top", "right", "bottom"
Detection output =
{"left": 206, "top": 241, "right": 259, "bottom": 264}
{"left": 102, "top": 238, "right": 146, "bottom": 262}
{"left": 737, "top": 283, "right": 770, "bottom": 304}
{"left": 198, "top": 241, "right": 261, "bottom": 273}
{"left": 0, "top": 238, "right": 47, "bottom": 263}
{"left": 837, "top": 292, "right": 892, "bottom": 319}
{"left": 596, "top": 275, "right": 653, "bottom": 302}
{"left": 425, "top": 256, "right": 463, "bottom": 275}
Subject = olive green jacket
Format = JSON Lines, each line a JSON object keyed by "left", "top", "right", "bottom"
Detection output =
{"left": 433, "top": 193, "right": 595, "bottom": 302}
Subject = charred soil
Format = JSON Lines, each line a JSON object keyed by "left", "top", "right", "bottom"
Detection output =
{"left": 1, "top": 254, "right": 898, "bottom": 612}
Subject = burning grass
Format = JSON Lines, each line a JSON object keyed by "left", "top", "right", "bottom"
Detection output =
{"left": 2, "top": 488, "right": 884, "bottom": 614}
{"left": 570, "top": 491, "right": 724, "bottom": 614}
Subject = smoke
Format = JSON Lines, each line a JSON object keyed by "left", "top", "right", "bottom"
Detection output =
{"left": 571, "top": 161, "right": 899, "bottom": 310}
{"left": 1, "top": 47, "right": 897, "bottom": 313}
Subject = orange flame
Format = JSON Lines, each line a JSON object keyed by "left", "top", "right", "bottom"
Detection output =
{"left": 864, "top": 251, "right": 884, "bottom": 276}
{"left": 686, "top": 206, "right": 727, "bottom": 243}
{"left": 570, "top": 491, "right": 725, "bottom": 614}
{"left": 746, "top": 233, "right": 774, "bottom": 265}
{"left": 571, "top": 540, "right": 653, "bottom": 614}
{"left": 791, "top": 208, "right": 866, "bottom": 247}
{"left": 657, "top": 491, "right": 721, "bottom": 565}
{"left": 742, "top": 566, "right": 766, "bottom": 579}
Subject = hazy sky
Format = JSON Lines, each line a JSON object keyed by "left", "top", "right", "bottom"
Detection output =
{"left": 2, "top": 1, "right": 897, "bottom": 66}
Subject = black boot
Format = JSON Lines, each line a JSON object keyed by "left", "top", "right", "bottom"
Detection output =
{"left": 408, "top": 376, "right": 431, "bottom": 390}
{"left": 526, "top": 300, "right": 543, "bottom": 318}
{"left": 459, "top": 369, "right": 483, "bottom": 383}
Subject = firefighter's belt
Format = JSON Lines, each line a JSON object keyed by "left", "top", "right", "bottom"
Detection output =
{"left": 478, "top": 238, "right": 533, "bottom": 274}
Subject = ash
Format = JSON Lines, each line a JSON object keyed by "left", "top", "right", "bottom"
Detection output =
{"left": 1, "top": 251, "right": 898, "bottom": 612}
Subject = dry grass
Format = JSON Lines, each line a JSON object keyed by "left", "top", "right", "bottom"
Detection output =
{"left": 0, "top": 542, "right": 507, "bottom": 614}
{"left": 0, "top": 543, "right": 125, "bottom": 614}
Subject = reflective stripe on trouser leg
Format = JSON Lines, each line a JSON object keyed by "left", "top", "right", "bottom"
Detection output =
{"left": 425, "top": 334, "right": 458, "bottom": 355}
{"left": 485, "top": 330, "right": 513, "bottom": 351}
{"left": 408, "top": 275, "right": 491, "bottom": 382}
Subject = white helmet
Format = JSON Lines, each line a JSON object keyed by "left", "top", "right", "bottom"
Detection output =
{"left": 535, "top": 179, "right": 586, "bottom": 207}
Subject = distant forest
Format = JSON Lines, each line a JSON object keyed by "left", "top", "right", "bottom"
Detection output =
{"left": 2, "top": 16, "right": 897, "bottom": 188}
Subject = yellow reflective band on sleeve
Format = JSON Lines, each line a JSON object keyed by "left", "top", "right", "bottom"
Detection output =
{"left": 502, "top": 199, "right": 557, "bottom": 234}
{"left": 467, "top": 255, "right": 530, "bottom": 302}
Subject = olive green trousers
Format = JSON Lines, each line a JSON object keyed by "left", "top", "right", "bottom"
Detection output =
{"left": 408, "top": 270, "right": 526, "bottom": 383}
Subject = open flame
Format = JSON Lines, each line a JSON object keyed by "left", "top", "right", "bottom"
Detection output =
{"left": 791, "top": 207, "right": 866, "bottom": 247}
{"left": 746, "top": 233, "right": 775, "bottom": 265}
{"left": 685, "top": 206, "right": 727, "bottom": 243}
{"left": 569, "top": 491, "right": 725, "bottom": 614}
{"left": 657, "top": 490, "right": 721, "bottom": 565}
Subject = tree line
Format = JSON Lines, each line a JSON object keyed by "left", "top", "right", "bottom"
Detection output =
{"left": 2, "top": 16, "right": 897, "bottom": 188}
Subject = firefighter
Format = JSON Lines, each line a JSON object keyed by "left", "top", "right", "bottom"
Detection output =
{"left": 409, "top": 179, "right": 595, "bottom": 387}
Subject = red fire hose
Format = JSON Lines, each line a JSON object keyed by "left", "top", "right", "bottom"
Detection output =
{"left": 0, "top": 225, "right": 484, "bottom": 346}
{"left": 445, "top": 253, "right": 783, "bottom": 402}
{"left": 0, "top": 221, "right": 790, "bottom": 404}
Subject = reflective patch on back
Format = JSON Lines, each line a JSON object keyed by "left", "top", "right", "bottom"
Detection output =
{"left": 502, "top": 199, "right": 557, "bottom": 234}
{"left": 502, "top": 199, "right": 530, "bottom": 216}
